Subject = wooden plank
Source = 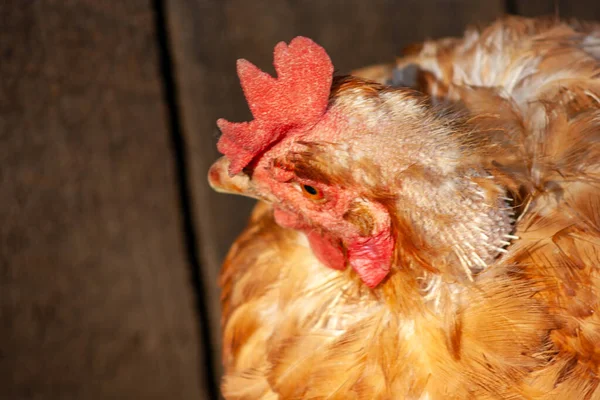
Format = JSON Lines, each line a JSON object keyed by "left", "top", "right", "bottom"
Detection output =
{"left": 512, "top": 0, "right": 600, "bottom": 20}
{"left": 165, "top": 0, "right": 505, "bottom": 385}
{"left": 0, "top": 1, "right": 207, "bottom": 399}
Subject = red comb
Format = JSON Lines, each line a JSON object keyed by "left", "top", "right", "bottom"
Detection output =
{"left": 217, "top": 37, "right": 334, "bottom": 175}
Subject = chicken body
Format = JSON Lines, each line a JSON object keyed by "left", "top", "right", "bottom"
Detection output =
{"left": 211, "top": 17, "right": 600, "bottom": 399}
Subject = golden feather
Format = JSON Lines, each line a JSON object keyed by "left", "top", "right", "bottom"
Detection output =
{"left": 217, "top": 16, "right": 600, "bottom": 399}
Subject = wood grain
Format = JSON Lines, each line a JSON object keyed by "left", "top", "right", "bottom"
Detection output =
{"left": 0, "top": 1, "right": 207, "bottom": 398}
{"left": 165, "top": 0, "right": 505, "bottom": 385}
{"left": 512, "top": 0, "right": 600, "bottom": 20}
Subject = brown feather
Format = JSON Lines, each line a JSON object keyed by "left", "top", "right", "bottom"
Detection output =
{"left": 218, "top": 16, "right": 600, "bottom": 399}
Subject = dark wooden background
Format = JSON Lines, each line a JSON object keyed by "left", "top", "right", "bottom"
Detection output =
{"left": 1, "top": 1, "right": 598, "bottom": 398}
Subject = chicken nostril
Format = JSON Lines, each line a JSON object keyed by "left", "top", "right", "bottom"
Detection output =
{"left": 207, "top": 156, "right": 257, "bottom": 198}
{"left": 241, "top": 166, "right": 254, "bottom": 179}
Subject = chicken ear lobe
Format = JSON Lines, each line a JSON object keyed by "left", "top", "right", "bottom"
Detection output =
{"left": 346, "top": 214, "right": 395, "bottom": 288}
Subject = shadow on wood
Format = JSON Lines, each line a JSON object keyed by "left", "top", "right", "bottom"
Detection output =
{"left": 0, "top": 2, "right": 207, "bottom": 399}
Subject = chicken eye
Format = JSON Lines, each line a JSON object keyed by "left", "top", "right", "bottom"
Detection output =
{"left": 301, "top": 184, "right": 324, "bottom": 201}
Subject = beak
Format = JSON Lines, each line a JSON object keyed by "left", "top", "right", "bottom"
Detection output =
{"left": 208, "top": 157, "right": 257, "bottom": 198}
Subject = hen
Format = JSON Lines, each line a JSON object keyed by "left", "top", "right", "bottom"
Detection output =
{"left": 209, "top": 16, "right": 600, "bottom": 399}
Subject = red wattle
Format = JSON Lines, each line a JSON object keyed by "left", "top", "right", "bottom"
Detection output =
{"left": 306, "top": 231, "right": 346, "bottom": 271}
{"left": 273, "top": 207, "right": 393, "bottom": 288}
